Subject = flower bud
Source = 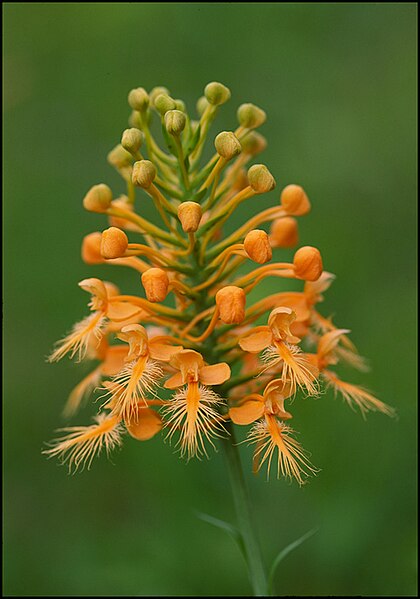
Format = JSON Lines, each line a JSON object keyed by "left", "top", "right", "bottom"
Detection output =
{"left": 128, "top": 110, "right": 142, "bottom": 129}
{"left": 101, "top": 227, "right": 128, "bottom": 259}
{"left": 280, "top": 184, "right": 311, "bottom": 216}
{"left": 216, "top": 286, "right": 246, "bottom": 324}
{"left": 270, "top": 217, "right": 299, "bottom": 248}
{"left": 154, "top": 93, "right": 177, "bottom": 115}
{"left": 128, "top": 87, "right": 149, "bottom": 112}
{"left": 293, "top": 246, "right": 323, "bottom": 281}
{"left": 196, "top": 95, "right": 209, "bottom": 116}
{"left": 121, "top": 128, "right": 144, "bottom": 154}
{"left": 107, "top": 144, "right": 132, "bottom": 168}
{"left": 83, "top": 184, "right": 112, "bottom": 213}
{"left": 175, "top": 99, "right": 186, "bottom": 112}
{"left": 132, "top": 160, "right": 156, "bottom": 188}
{"left": 164, "top": 110, "right": 186, "bottom": 135}
{"left": 237, "top": 103, "right": 267, "bottom": 129}
{"left": 177, "top": 202, "right": 202, "bottom": 232}
{"left": 247, "top": 164, "right": 276, "bottom": 193}
{"left": 240, "top": 131, "right": 267, "bottom": 156}
{"left": 214, "top": 131, "right": 242, "bottom": 160}
{"left": 108, "top": 196, "right": 139, "bottom": 231}
{"left": 244, "top": 229, "right": 272, "bottom": 264}
{"left": 149, "top": 86, "right": 170, "bottom": 106}
{"left": 204, "top": 81, "right": 231, "bottom": 106}
{"left": 141, "top": 268, "right": 169, "bottom": 303}
{"left": 81, "top": 232, "right": 103, "bottom": 264}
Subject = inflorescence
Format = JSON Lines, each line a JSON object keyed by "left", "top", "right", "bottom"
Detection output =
{"left": 45, "top": 81, "right": 395, "bottom": 483}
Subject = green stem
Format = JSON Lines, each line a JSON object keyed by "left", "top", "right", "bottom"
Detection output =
{"left": 221, "top": 422, "right": 269, "bottom": 596}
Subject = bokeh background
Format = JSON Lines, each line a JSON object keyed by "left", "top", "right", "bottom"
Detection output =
{"left": 3, "top": 3, "right": 417, "bottom": 596}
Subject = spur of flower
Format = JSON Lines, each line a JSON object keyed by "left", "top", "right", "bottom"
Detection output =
{"left": 45, "top": 81, "right": 395, "bottom": 482}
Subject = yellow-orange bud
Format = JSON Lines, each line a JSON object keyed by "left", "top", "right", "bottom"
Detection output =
{"left": 128, "top": 87, "right": 149, "bottom": 111}
{"left": 132, "top": 160, "right": 156, "bottom": 188}
{"left": 154, "top": 93, "right": 177, "bottom": 115}
{"left": 177, "top": 202, "right": 202, "bottom": 232}
{"left": 247, "top": 164, "right": 276, "bottom": 193}
{"left": 164, "top": 110, "right": 186, "bottom": 135}
{"left": 101, "top": 227, "right": 128, "bottom": 259}
{"left": 216, "top": 286, "right": 246, "bottom": 324}
{"left": 81, "top": 232, "right": 103, "bottom": 264}
{"left": 244, "top": 229, "right": 272, "bottom": 264}
{"left": 293, "top": 246, "right": 323, "bottom": 281}
{"left": 240, "top": 131, "right": 267, "bottom": 156}
{"left": 121, "top": 128, "right": 143, "bottom": 154}
{"left": 237, "top": 103, "right": 267, "bottom": 129}
{"left": 141, "top": 268, "right": 169, "bottom": 303}
{"left": 280, "top": 184, "right": 311, "bottom": 216}
{"left": 83, "top": 184, "right": 113, "bottom": 213}
{"left": 150, "top": 86, "right": 170, "bottom": 106}
{"left": 204, "top": 82, "right": 231, "bottom": 106}
{"left": 107, "top": 144, "right": 133, "bottom": 169}
{"left": 214, "top": 131, "right": 242, "bottom": 160}
{"left": 270, "top": 217, "right": 299, "bottom": 248}
{"left": 175, "top": 99, "right": 186, "bottom": 112}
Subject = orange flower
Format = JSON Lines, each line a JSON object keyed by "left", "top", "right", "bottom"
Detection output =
{"left": 239, "top": 307, "right": 319, "bottom": 396}
{"left": 163, "top": 350, "right": 230, "bottom": 458}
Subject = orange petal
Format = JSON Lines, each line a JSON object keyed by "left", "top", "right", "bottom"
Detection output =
{"left": 199, "top": 363, "right": 231, "bottom": 386}
{"left": 107, "top": 301, "right": 143, "bottom": 322}
{"left": 101, "top": 345, "right": 129, "bottom": 376}
{"left": 239, "top": 327, "right": 272, "bottom": 352}
{"left": 164, "top": 372, "right": 183, "bottom": 389}
{"left": 230, "top": 399, "right": 264, "bottom": 425}
{"left": 148, "top": 340, "right": 183, "bottom": 362}
{"left": 318, "top": 328, "right": 351, "bottom": 361}
{"left": 126, "top": 408, "right": 162, "bottom": 440}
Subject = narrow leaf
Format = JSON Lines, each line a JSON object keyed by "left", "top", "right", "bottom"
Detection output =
{"left": 268, "top": 527, "right": 319, "bottom": 595}
{"left": 195, "top": 511, "right": 248, "bottom": 563}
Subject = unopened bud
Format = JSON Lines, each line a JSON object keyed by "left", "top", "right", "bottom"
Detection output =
{"left": 83, "top": 184, "right": 113, "bottom": 213}
{"left": 101, "top": 227, "right": 128, "bottom": 259}
{"left": 293, "top": 246, "right": 323, "bottom": 281}
{"left": 121, "top": 128, "right": 144, "bottom": 154}
{"left": 216, "top": 286, "right": 246, "bottom": 324}
{"left": 270, "top": 217, "right": 299, "bottom": 248}
{"left": 280, "top": 184, "right": 311, "bottom": 216}
{"left": 141, "top": 268, "right": 169, "bottom": 303}
{"left": 214, "top": 131, "right": 242, "bottom": 160}
{"left": 132, "top": 160, "right": 156, "bottom": 188}
{"left": 237, "top": 103, "right": 267, "bottom": 129}
{"left": 177, "top": 202, "right": 202, "bottom": 232}
{"left": 108, "top": 196, "right": 138, "bottom": 231}
{"left": 244, "top": 229, "right": 272, "bottom": 264}
{"left": 240, "top": 131, "right": 267, "bottom": 156}
{"left": 175, "top": 99, "right": 186, "bottom": 112}
{"left": 204, "top": 81, "right": 231, "bottom": 106}
{"left": 128, "top": 110, "right": 142, "bottom": 129}
{"left": 247, "top": 164, "right": 276, "bottom": 193}
{"left": 149, "top": 86, "right": 170, "bottom": 106}
{"left": 154, "top": 93, "right": 177, "bottom": 115}
{"left": 128, "top": 87, "right": 149, "bottom": 112}
{"left": 164, "top": 110, "right": 186, "bottom": 135}
{"left": 107, "top": 144, "right": 133, "bottom": 168}
{"left": 196, "top": 95, "right": 209, "bottom": 116}
{"left": 81, "top": 232, "right": 103, "bottom": 264}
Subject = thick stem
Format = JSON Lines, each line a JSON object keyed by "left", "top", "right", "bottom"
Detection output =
{"left": 221, "top": 422, "right": 269, "bottom": 596}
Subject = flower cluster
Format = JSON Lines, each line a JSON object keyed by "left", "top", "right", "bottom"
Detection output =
{"left": 45, "top": 82, "right": 395, "bottom": 482}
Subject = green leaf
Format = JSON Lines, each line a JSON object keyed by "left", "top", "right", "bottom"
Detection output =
{"left": 195, "top": 511, "right": 248, "bottom": 563}
{"left": 268, "top": 527, "right": 319, "bottom": 595}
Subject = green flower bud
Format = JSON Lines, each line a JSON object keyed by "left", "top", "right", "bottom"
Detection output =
{"left": 107, "top": 144, "right": 133, "bottom": 168}
{"left": 121, "top": 128, "right": 144, "bottom": 154}
{"left": 247, "top": 164, "right": 276, "bottom": 193}
{"left": 237, "top": 103, "right": 267, "bottom": 129}
{"left": 214, "top": 131, "right": 242, "bottom": 160}
{"left": 204, "top": 81, "right": 231, "bottom": 106}
{"left": 175, "top": 99, "right": 186, "bottom": 112}
{"left": 177, "top": 202, "right": 202, "bottom": 232}
{"left": 149, "top": 86, "right": 170, "bottom": 106}
{"left": 132, "top": 160, "right": 156, "bottom": 189}
{"left": 154, "top": 93, "right": 177, "bottom": 116}
{"left": 128, "top": 110, "right": 142, "bottom": 129}
{"left": 128, "top": 87, "right": 149, "bottom": 112}
{"left": 83, "top": 184, "right": 113, "bottom": 213}
{"left": 240, "top": 131, "right": 267, "bottom": 156}
{"left": 164, "top": 110, "right": 186, "bottom": 136}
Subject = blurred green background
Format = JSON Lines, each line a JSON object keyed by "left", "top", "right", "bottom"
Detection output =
{"left": 3, "top": 3, "right": 417, "bottom": 596}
